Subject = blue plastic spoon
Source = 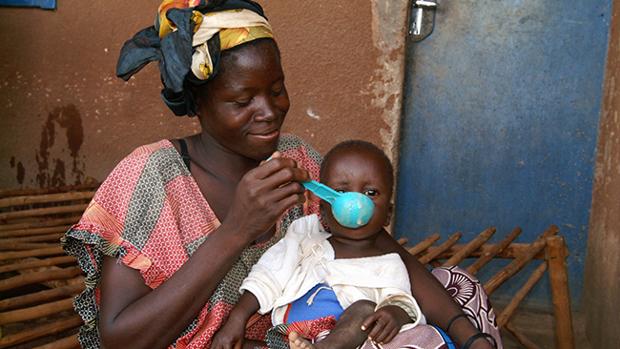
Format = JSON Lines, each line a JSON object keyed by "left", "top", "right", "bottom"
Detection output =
{"left": 302, "top": 180, "right": 375, "bottom": 229}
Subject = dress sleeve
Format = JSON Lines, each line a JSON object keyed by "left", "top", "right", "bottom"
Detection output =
{"left": 61, "top": 142, "right": 174, "bottom": 345}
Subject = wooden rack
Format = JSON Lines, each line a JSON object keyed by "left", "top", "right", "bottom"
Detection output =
{"left": 400, "top": 225, "right": 574, "bottom": 349}
{"left": 0, "top": 185, "right": 96, "bottom": 349}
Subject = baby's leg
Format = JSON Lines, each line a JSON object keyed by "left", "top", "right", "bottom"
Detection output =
{"left": 288, "top": 300, "right": 375, "bottom": 349}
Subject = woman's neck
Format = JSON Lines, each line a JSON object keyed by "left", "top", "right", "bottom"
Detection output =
{"left": 189, "top": 132, "right": 260, "bottom": 183}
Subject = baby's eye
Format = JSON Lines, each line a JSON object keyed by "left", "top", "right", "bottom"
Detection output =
{"left": 234, "top": 98, "right": 252, "bottom": 107}
{"left": 334, "top": 188, "right": 346, "bottom": 193}
{"left": 363, "top": 189, "right": 378, "bottom": 197}
{"left": 272, "top": 85, "right": 284, "bottom": 96}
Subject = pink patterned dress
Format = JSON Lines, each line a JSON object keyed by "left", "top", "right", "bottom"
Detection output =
{"left": 62, "top": 134, "right": 322, "bottom": 348}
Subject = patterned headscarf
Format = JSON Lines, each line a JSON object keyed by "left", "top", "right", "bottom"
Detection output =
{"left": 116, "top": 0, "right": 273, "bottom": 116}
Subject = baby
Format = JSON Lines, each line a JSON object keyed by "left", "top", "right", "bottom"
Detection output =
{"left": 212, "top": 140, "right": 424, "bottom": 349}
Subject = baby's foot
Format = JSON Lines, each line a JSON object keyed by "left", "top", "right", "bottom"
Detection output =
{"left": 289, "top": 331, "right": 315, "bottom": 349}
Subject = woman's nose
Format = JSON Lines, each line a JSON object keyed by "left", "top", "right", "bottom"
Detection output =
{"left": 254, "top": 96, "right": 277, "bottom": 121}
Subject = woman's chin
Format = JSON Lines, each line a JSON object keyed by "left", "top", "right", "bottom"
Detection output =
{"left": 247, "top": 134, "right": 281, "bottom": 159}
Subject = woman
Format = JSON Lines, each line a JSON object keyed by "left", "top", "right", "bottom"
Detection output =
{"left": 63, "top": 1, "right": 499, "bottom": 348}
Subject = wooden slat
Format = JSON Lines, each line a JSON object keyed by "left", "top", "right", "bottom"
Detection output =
{"left": 32, "top": 334, "right": 80, "bottom": 349}
{"left": 497, "top": 262, "right": 547, "bottom": 327}
{"left": 0, "top": 256, "right": 76, "bottom": 273}
{"left": 442, "top": 227, "right": 495, "bottom": 266}
{"left": 0, "top": 284, "right": 83, "bottom": 311}
{"left": 0, "top": 298, "right": 74, "bottom": 325}
{"left": 505, "top": 322, "right": 541, "bottom": 349}
{"left": 407, "top": 233, "right": 440, "bottom": 256}
{"left": 467, "top": 227, "right": 521, "bottom": 274}
{"left": 10, "top": 233, "right": 65, "bottom": 243}
{"left": 419, "top": 232, "right": 462, "bottom": 264}
{"left": 0, "top": 246, "right": 65, "bottom": 262}
{"left": 0, "top": 267, "right": 82, "bottom": 291}
{"left": 0, "top": 225, "right": 72, "bottom": 238}
{"left": 0, "top": 203, "right": 88, "bottom": 220}
{"left": 0, "top": 241, "right": 57, "bottom": 251}
{"left": 0, "top": 315, "right": 82, "bottom": 349}
{"left": 484, "top": 239, "right": 547, "bottom": 295}
{"left": 0, "top": 217, "right": 79, "bottom": 232}
{"left": 0, "top": 191, "right": 94, "bottom": 209}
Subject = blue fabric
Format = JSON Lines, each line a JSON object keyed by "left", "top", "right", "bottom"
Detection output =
{"left": 432, "top": 325, "right": 457, "bottom": 349}
{"left": 285, "top": 283, "right": 344, "bottom": 323}
{"left": 0, "top": 0, "right": 55, "bottom": 9}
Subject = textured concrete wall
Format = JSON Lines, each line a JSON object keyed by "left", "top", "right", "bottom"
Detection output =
{"left": 0, "top": 1, "right": 408, "bottom": 189}
{"left": 584, "top": 1, "right": 620, "bottom": 346}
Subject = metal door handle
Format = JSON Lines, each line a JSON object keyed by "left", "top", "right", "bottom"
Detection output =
{"left": 410, "top": 0, "right": 437, "bottom": 41}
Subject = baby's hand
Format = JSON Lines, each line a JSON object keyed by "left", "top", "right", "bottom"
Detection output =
{"left": 211, "top": 313, "right": 246, "bottom": 349}
{"left": 360, "top": 305, "right": 410, "bottom": 344}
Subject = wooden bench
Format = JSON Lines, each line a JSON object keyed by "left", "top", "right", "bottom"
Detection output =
{"left": 0, "top": 186, "right": 574, "bottom": 349}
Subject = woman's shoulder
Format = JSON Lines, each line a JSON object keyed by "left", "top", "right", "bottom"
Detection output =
{"left": 118, "top": 139, "right": 176, "bottom": 166}
{"left": 108, "top": 139, "right": 184, "bottom": 178}
{"left": 93, "top": 139, "right": 186, "bottom": 203}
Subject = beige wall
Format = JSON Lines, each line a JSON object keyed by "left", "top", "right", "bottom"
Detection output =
{"left": 583, "top": 1, "right": 620, "bottom": 347}
{"left": 0, "top": 1, "right": 408, "bottom": 189}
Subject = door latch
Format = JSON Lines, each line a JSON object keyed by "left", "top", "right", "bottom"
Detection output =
{"left": 409, "top": 0, "right": 437, "bottom": 42}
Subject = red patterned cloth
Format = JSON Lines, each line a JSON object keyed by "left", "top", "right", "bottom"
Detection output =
{"left": 62, "top": 134, "right": 321, "bottom": 348}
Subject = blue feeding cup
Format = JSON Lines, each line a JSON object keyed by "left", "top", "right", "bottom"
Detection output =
{"left": 302, "top": 180, "right": 375, "bottom": 228}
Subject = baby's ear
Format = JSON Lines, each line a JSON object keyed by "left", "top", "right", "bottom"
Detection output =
{"left": 384, "top": 202, "right": 394, "bottom": 227}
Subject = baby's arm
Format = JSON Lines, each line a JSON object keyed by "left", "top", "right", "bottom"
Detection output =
{"left": 211, "top": 292, "right": 260, "bottom": 349}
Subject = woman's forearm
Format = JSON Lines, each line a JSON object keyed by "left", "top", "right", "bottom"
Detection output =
{"left": 99, "top": 224, "right": 250, "bottom": 349}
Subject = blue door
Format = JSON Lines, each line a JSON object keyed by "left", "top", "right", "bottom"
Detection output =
{"left": 395, "top": 0, "right": 612, "bottom": 305}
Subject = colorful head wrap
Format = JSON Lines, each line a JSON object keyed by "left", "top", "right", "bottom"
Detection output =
{"left": 116, "top": 0, "right": 273, "bottom": 116}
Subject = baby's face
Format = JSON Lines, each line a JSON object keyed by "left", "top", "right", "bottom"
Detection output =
{"left": 320, "top": 148, "right": 393, "bottom": 240}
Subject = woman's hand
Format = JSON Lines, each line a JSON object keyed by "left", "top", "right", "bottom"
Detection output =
{"left": 222, "top": 152, "right": 310, "bottom": 243}
{"left": 211, "top": 312, "right": 246, "bottom": 349}
{"left": 361, "top": 305, "right": 409, "bottom": 345}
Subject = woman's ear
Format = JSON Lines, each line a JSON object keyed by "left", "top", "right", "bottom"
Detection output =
{"left": 384, "top": 202, "right": 394, "bottom": 227}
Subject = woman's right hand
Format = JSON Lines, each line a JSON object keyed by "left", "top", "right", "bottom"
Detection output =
{"left": 222, "top": 152, "right": 310, "bottom": 243}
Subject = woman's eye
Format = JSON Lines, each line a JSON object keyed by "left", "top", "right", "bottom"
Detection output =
{"left": 363, "top": 189, "right": 378, "bottom": 197}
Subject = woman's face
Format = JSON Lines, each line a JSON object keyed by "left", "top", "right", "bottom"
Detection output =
{"left": 320, "top": 148, "right": 393, "bottom": 241}
{"left": 197, "top": 40, "right": 290, "bottom": 160}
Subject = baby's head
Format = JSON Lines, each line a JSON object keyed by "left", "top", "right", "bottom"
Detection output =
{"left": 320, "top": 140, "right": 394, "bottom": 238}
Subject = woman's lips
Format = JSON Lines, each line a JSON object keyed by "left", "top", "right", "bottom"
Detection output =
{"left": 249, "top": 129, "right": 280, "bottom": 141}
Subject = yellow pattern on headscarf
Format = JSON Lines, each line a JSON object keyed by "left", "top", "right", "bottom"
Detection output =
{"left": 158, "top": 0, "right": 202, "bottom": 38}
{"left": 190, "top": 9, "right": 273, "bottom": 80}
{"left": 219, "top": 26, "right": 273, "bottom": 50}
{"left": 196, "top": 26, "right": 272, "bottom": 78}
{"left": 156, "top": 1, "right": 274, "bottom": 81}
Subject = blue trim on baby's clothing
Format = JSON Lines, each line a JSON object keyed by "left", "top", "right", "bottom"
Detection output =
{"left": 284, "top": 283, "right": 344, "bottom": 323}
